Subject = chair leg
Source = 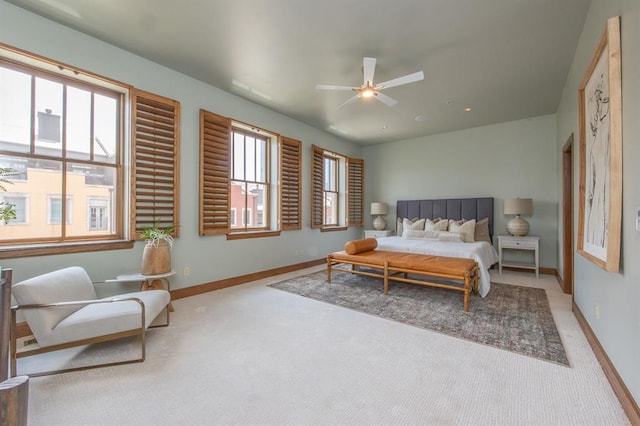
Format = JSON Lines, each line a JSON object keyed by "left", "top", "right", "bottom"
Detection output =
{"left": 12, "top": 327, "right": 147, "bottom": 378}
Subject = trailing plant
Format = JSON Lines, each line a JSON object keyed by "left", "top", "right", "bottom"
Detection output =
{"left": 0, "top": 168, "right": 17, "bottom": 225}
{"left": 139, "top": 224, "right": 175, "bottom": 248}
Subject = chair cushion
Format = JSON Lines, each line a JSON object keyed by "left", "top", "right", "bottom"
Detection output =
{"left": 12, "top": 266, "right": 98, "bottom": 344}
{"left": 40, "top": 290, "right": 170, "bottom": 347}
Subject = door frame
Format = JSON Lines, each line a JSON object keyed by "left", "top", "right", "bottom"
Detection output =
{"left": 562, "top": 134, "right": 574, "bottom": 294}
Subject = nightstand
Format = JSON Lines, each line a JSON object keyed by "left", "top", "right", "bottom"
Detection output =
{"left": 364, "top": 229, "right": 393, "bottom": 239}
{"left": 497, "top": 235, "right": 539, "bottom": 278}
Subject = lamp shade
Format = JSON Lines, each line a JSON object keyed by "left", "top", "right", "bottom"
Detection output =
{"left": 504, "top": 198, "right": 533, "bottom": 215}
{"left": 370, "top": 202, "right": 388, "bottom": 215}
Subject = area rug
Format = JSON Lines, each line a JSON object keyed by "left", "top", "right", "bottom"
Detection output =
{"left": 269, "top": 271, "right": 569, "bottom": 366}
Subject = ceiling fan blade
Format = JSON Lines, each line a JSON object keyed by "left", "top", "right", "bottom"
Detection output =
{"left": 375, "top": 91, "right": 398, "bottom": 107}
{"left": 315, "top": 84, "right": 356, "bottom": 91}
{"left": 362, "top": 57, "right": 376, "bottom": 86}
{"left": 337, "top": 94, "right": 360, "bottom": 109}
{"left": 376, "top": 71, "right": 424, "bottom": 90}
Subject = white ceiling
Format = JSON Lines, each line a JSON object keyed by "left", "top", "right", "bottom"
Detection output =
{"left": 5, "top": 0, "right": 591, "bottom": 145}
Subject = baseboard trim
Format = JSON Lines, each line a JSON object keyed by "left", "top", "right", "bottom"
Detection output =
{"left": 573, "top": 301, "right": 640, "bottom": 424}
{"left": 170, "top": 258, "right": 326, "bottom": 300}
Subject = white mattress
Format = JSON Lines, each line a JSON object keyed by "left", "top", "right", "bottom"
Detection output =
{"left": 374, "top": 236, "right": 499, "bottom": 297}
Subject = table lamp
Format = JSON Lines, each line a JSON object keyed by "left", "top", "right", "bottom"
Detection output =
{"left": 371, "top": 202, "right": 388, "bottom": 231}
{"left": 504, "top": 198, "right": 533, "bottom": 236}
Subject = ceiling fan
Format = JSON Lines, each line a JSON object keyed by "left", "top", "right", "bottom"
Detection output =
{"left": 315, "top": 57, "right": 424, "bottom": 108}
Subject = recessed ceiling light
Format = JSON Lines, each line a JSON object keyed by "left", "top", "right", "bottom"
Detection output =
{"left": 464, "top": 107, "right": 472, "bottom": 112}
{"left": 382, "top": 125, "right": 388, "bottom": 130}
{"left": 414, "top": 116, "right": 425, "bottom": 122}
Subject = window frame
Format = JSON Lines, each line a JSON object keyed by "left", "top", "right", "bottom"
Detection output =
{"left": 230, "top": 126, "right": 270, "bottom": 233}
{"left": 0, "top": 43, "right": 179, "bottom": 259}
{"left": 199, "top": 109, "right": 302, "bottom": 239}
{"left": 0, "top": 57, "right": 124, "bottom": 245}
{"left": 322, "top": 154, "right": 339, "bottom": 227}
{"left": 47, "top": 194, "right": 72, "bottom": 225}
{"left": 311, "top": 144, "right": 364, "bottom": 231}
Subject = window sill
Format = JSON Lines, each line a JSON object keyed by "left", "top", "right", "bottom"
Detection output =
{"left": 0, "top": 240, "right": 135, "bottom": 259}
{"left": 320, "top": 226, "right": 348, "bottom": 232}
{"left": 226, "top": 230, "right": 281, "bottom": 240}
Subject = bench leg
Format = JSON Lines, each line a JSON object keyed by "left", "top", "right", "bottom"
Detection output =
{"left": 473, "top": 267, "right": 479, "bottom": 294}
{"left": 464, "top": 274, "right": 471, "bottom": 312}
{"left": 383, "top": 261, "right": 389, "bottom": 295}
{"left": 326, "top": 256, "right": 332, "bottom": 283}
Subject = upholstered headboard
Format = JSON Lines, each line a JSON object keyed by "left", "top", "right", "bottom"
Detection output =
{"left": 396, "top": 197, "right": 494, "bottom": 239}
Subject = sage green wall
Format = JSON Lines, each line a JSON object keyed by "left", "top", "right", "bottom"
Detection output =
{"left": 362, "top": 114, "right": 558, "bottom": 269}
{"left": 556, "top": 0, "right": 640, "bottom": 405}
{"left": 0, "top": 3, "right": 363, "bottom": 287}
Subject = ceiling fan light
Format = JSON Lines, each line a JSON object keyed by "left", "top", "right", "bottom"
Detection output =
{"left": 361, "top": 88, "right": 375, "bottom": 98}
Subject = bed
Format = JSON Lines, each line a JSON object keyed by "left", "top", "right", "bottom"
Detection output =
{"left": 375, "top": 197, "right": 499, "bottom": 297}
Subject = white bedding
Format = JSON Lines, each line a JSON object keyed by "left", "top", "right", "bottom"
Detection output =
{"left": 375, "top": 236, "right": 499, "bottom": 297}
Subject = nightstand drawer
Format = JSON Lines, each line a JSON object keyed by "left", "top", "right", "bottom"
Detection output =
{"left": 500, "top": 239, "right": 537, "bottom": 249}
{"left": 364, "top": 230, "right": 393, "bottom": 239}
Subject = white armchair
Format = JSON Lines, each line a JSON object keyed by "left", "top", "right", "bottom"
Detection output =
{"left": 10, "top": 266, "right": 170, "bottom": 377}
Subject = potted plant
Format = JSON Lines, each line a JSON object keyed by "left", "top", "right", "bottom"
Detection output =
{"left": 139, "top": 224, "right": 175, "bottom": 275}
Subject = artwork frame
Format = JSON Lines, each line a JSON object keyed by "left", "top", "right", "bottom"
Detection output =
{"left": 577, "top": 16, "right": 622, "bottom": 272}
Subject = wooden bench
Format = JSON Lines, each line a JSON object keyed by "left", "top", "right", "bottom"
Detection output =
{"left": 327, "top": 250, "right": 479, "bottom": 311}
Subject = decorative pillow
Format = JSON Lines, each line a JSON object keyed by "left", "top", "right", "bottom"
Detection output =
{"left": 401, "top": 218, "right": 425, "bottom": 237}
{"left": 402, "top": 230, "right": 439, "bottom": 240}
{"left": 397, "top": 217, "right": 419, "bottom": 236}
{"left": 344, "top": 238, "right": 377, "bottom": 255}
{"left": 473, "top": 217, "right": 491, "bottom": 243}
{"left": 447, "top": 219, "right": 464, "bottom": 228}
{"left": 448, "top": 219, "right": 476, "bottom": 243}
{"left": 436, "top": 231, "right": 465, "bottom": 242}
{"left": 424, "top": 218, "right": 448, "bottom": 232}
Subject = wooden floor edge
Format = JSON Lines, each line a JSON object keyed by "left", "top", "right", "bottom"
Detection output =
{"left": 170, "top": 258, "right": 326, "bottom": 300}
{"left": 573, "top": 301, "right": 640, "bottom": 425}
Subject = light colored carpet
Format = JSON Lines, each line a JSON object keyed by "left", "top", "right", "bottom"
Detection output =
{"left": 22, "top": 266, "right": 630, "bottom": 425}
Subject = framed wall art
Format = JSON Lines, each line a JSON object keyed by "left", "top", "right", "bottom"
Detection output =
{"left": 577, "top": 16, "right": 622, "bottom": 272}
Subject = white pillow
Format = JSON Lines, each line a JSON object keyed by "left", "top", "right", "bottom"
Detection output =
{"left": 448, "top": 219, "right": 476, "bottom": 243}
{"left": 401, "top": 218, "right": 425, "bottom": 238}
{"left": 402, "top": 230, "right": 440, "bottom": 240}
{"left": 397, "top": 217, "right": 419, "bottom": 236}
{"left": 436, "top": 231, "right": 465, "bottom": 242}
{"left": 424, "top": 218, "right": 448, "bottom": 232}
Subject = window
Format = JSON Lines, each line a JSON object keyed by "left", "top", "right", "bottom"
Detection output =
{"left": 87, "top": 197, "right": 109, "bottom": 231}
{"left": 230, "top": 208, "right": 237, "bottom": 226}
{"left": 47, "top": 195, "right": 72, "bottom": 225}
{"left": 241, "top": 208, "right": 252, "bottom": 226}
{"left": 0, "top": 46, "right": 180, "bottom": 258}
{"left": 230, "top": 128, "right": 268, "bottom": 231}
{"left": 323, "top": 155, "right": 338, "bottom": 226}
{"left": 1, "top": 194, "right": 27, "bottom": 224}
{"left": 199, "top": 110, "right": 302, "bottom": 238}
{"left": 311, "top": 145, "right": 364, "bottom": 229}
{"left": 0, "top": 58, "right": 122, "bottom": 245}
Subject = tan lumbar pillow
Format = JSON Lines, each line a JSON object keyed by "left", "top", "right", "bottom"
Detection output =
{"left": 344, "top": 238, "right": 378, "bottom": 254}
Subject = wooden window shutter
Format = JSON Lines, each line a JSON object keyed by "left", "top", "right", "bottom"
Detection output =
{"left": 199, "top": 109, "right": 231, "bottom": 235}
{"left": 131, "top": 89, "right": 180, "bottom": 239}
{"left": 280, "top": 136, "right": 302, "bottom": 230}
{"left": 347, "top": 157, "right": 364, "bottom": 226}
{"left": 311, "top": 145, "right": 324, "bottom": 228}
